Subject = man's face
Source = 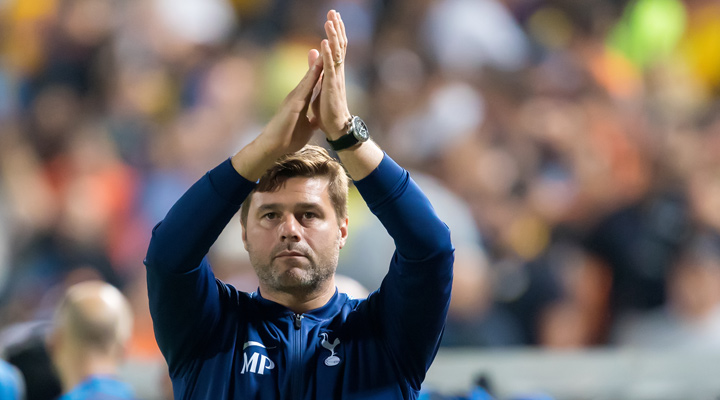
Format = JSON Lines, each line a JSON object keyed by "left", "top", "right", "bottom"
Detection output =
{"left": 242, "top": 177, "right": 348, "bottom": 296}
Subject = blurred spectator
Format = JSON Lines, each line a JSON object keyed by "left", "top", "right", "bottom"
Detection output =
{"left": 48, "top": 280, "right": 136, "bottom": 399}
{"left": 534, "top": 238, "right": 612, "bottom": 348}
{"left": 387, "top": 80, "right": 485, "bottom": 169}
{"left": 441, "top": 245, "right": 525, "bottom": 347}
{"left": 607, "top": 0, "right": 686, "bottom": 69}
{"left": 151, "top": 0, "right": 236, "bottom": 48}
{"left": 583, "top": 189, "right": 691, "bottom": 327}
{"left": 2, "top": 321, "right": 62, "bottom": 400}
{"left": 422, "top": 0, "right": 531, "bottom": 76}
{"left": 335, "top": 171, "right": 516, "bottom": 346}
{"left": 337, "top": 170, "right": 484, "bottom": 292}
{"left": 679, "top": 0, "right": 720, "bottom": 95}
{"left": 613, "top": 232, "right": 720, "bottom": 350}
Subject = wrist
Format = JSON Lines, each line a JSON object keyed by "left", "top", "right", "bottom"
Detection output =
{"left": 326, "top": 115, "right": 370, "bottom": 152}
{"left": 231, "top": 138, "right": 282, "bottom": 181}
{"left": 326, "top": 114, "right": 353, "bottom": 140}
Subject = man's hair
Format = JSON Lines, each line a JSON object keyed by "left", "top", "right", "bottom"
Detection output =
{"left": 240, "top": 145, "right": 349, "bottom": 226}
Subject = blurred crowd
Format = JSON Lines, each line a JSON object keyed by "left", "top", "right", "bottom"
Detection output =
{"left": 1, "top": 0, "right": 720, "bottom": 394}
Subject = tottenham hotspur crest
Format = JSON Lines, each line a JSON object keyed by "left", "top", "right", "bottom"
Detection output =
{"left": 320, "top": 333, "right": 341, "bottom": 366}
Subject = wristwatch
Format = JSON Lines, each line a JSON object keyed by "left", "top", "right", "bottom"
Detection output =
{"left": 327, "top": 116, "right": 370, "bottom": 151}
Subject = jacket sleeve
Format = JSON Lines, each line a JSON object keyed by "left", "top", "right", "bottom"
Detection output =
{"left": 354, "top": 153, "right": 454, "bottom": 391}
{"left": 143, "top": 159, "right": 256, "bottom": 375}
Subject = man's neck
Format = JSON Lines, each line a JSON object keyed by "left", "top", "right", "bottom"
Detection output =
{"left": 58, "top": 352, "right": 119, "bottom": 394}
{"left": 260, "top": 279, "right": 336, "bottom": 314}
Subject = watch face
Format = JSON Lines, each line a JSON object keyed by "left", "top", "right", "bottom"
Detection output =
{"left": 352, "top": 117, "right": 369, "bottom": 141}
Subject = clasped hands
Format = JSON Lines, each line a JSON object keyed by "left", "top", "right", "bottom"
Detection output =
{"left": 258, "top": 10, "right": 353, "bottom": 159}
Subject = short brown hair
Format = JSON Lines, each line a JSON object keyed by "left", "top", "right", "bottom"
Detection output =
{"left": 240, "top": 145, "right": 349, "bottom": 226}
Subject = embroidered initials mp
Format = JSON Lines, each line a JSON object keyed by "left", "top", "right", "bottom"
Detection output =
{"left": 241, "top": 341, "right": 275, "bottom": 375}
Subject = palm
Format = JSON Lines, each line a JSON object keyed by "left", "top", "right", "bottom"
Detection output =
{"left": 310, "top": 81, "right": 347, "bottom": 135}
{"left": 266, "top": 95, "right": 317, "bottom": 154}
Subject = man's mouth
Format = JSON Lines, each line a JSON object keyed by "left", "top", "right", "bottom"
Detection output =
{"left": 275, "top": 250, "right": 306, "bottom": 258}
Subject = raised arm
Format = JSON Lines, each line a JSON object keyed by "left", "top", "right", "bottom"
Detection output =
{"left": 144, "top": 48, "right": 325, "bottom": 373}
{"left": 314, "top": 10, "right": 454, "bottom": 390}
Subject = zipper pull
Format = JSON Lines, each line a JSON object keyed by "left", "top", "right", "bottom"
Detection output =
{"left": 294, "top": 314, "right": 304, "bottom": 329}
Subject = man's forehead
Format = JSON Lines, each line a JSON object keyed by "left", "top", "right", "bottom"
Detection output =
{"left": 251, "top": 177, "right": 331, "bottom": 208}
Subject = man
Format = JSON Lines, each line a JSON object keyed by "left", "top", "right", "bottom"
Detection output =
{"left": 145, "top": 10, "right": 454, "bottom": 399}
{"left": 48, "top": 281, "right": 136, "bottom": 400}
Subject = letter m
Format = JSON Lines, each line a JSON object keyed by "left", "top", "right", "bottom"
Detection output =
{"left": 241, "top": 352, "right": 259, "bottom": 374}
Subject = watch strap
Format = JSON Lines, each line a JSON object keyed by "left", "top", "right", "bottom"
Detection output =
{"left": 327, "top": 133, "right": 360, "bottom": 152}
{"left": 327, "top": 116, "right": 358, "bottom": 152}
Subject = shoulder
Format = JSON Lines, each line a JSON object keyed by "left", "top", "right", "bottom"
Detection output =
{"left": 216, "top": 279, "right": 256, "bottom": 306}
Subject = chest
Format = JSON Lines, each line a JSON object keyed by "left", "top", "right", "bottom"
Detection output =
{"left": 183, "top": 313, "right": 404, "bottom": 399}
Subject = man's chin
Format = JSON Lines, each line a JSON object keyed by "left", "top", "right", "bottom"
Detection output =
{"left": 273, "top": 273, "right": 320, "bottom": 294}
{"left": 279, "top": 267, "right": 312, "bottom": 284}
{"left": 262, "top": 261, "right": 332, "bottom": 293}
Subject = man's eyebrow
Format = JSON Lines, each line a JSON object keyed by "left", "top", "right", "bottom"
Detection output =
{"left": 296, "top": 202, "right": 323, "bottom": 210}
{"left": 255, "top": 202, "right": 323, "bottom": 212}
{"left": 256, "top": 204, "right": 281, "bottom": 213}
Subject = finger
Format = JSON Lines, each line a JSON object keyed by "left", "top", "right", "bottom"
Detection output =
{"left": 334, "top": 11, "right": 347, "bottom": 54}
{"left": 291, "top": 53, "right": 324, "bottom": 104}
{"left": 305, "top": 55, "right": 324, "bottom": 101}
{"left": 325, "top": 19, "right": 343, "bottom": 66}
{"left": 321, "top": 39, "right": 336, "bottom": 78}
{"left": 307, "top": 49, "right": 319, "bottom": 69}
{"left": 307, "top": 49, "right": 322, "bottom": 102}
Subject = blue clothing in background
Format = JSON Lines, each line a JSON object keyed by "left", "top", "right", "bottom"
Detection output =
{"left": 145, "top": 154, "right": 454, "bottom": 399}
{"left": 0, "top": 360, "right": 24, "bottom": 400}
{"left": 58, "top": 375, "right": 136, "bottom": 400}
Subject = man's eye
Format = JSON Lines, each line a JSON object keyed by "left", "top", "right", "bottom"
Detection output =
{"left": 263, "top": 213, "right": 277, "bottom": 220}
{"left": 303, "top": 212, "right": 317, "bottom": 219}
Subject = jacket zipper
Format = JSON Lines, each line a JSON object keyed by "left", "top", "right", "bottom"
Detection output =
{"left": 292, "top": 313, "right": 304, "bottom": 397}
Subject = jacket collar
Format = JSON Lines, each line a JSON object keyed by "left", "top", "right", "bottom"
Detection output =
{"left": 251, "top": 288, "right": 347, "bottom": 321}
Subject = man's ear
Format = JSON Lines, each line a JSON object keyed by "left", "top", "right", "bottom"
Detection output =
{"left": 338, "top": 217, "right": 349, "bottom": 249}
{"left": 240, "top": 197, "right": 252, "bottom": 251}
{"left": 241, "top": 221, "right": 249, "bottom": 251}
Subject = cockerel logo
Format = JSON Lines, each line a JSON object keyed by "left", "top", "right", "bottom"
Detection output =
{"left": 320, "top": 333, "right": 341, "bottom": 367}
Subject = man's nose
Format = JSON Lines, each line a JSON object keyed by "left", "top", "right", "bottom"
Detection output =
{"left": 279, "top": 215, "right": 301, "bottom": 241}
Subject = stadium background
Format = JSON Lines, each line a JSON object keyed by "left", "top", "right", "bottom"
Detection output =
{"left": 0, "top": 0, "right": 719, "bottom": 398}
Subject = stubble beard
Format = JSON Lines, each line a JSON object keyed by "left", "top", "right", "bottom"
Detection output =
{"left": 249, "top": 241, "right": 339, "bottom": 297}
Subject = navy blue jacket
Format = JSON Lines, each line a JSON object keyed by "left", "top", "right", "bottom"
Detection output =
{"left": 145, "top": 154, "right": 454, "bottom": 399}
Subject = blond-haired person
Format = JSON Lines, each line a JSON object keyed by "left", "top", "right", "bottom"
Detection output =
{"left": 49, "top": 281, "right": 136, "bottom": 400}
